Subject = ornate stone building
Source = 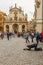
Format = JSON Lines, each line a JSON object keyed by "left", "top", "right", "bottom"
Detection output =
{"left": 0, "top": 4, "right": 34, "bottom": 33}
{"left": 4, "top": 4, "right": 29, "bottom": 33}
{"left": 0, "top": 11, "right": 6, "bottom": 32}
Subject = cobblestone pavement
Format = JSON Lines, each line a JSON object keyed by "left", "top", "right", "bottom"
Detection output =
{"left": 0, "top": 37, "right": 43, "bottom": 65}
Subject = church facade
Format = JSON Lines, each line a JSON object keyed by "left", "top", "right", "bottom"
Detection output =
{"left": 4, "top": 4, "right": 28, "bottom": 33}
{"left": 0, "top": 4, "right": 33, "bottom": 33}
{"left": 0, "top": 0, "right": 43, "bottom": 33}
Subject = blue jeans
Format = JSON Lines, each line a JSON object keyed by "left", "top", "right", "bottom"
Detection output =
{"left": 35, "top": 44, "right": 38, "bottom": 50}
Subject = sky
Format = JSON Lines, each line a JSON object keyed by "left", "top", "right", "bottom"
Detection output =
{"left": 0, "top": 0, "right": 35, "bottom": 21}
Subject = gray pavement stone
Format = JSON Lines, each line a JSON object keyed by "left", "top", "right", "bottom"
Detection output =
{"left": 0, "top": 37, "right": 43, "bottom": 65}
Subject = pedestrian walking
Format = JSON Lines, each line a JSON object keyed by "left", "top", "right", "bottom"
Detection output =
{"left": 41, "top": 32, "right": 43, "bottom": 42}
{"left": 34, "top": 32, "right": 42, "bottom": 51}
{"left": 1, "top": 33, "right": 4, "bottom": 39}
{"left": 7, "top": 32, "right": 10, "bottom": 40}
{"left": 31, "top": 32, "right": 34, "bottom": 42}
{"left": 25, "top": 32, "right": 30, "bottom": 43}
{"left": 0, "top": 32, "right": 1, "bottom": 39}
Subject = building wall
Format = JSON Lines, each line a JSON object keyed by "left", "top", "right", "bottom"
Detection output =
{"left": 35, "top": 0, "right": 42, "bottom": 32}
{"left": 36, "top": 0, "right": 42, "bottom": 20}
{"left": 36, "top": 22, "right": 42, "bottom": 33}
{"left": 0, "top": 12, "right": 6, "bottom": 32}
{"left": 4, "top": 6, "right": 28, "bottom": 33}
{"left": 4, "top": 23, "right": 28, "bottom": 33}
{"left": 0, "top": 5, "right": 33, "bottom": 33}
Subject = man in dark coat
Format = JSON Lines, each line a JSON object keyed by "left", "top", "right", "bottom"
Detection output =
{"left": 7, "top": 32, "right": 10, "bottom": 40}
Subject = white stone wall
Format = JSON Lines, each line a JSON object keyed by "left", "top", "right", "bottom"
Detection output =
{"left": 36, "top": 23, "right": 42, "bottom": 33}
{"left": 9, "top": 25, "right": 13, "bottom": 32}
{"left": 35, "top": 0, "right": 42, "bottom": 32}
{"left": 4, "top": 6, "right": 28, "bottom": 33}
{"left": 36, "top": 0, "right": 42, "bottom": 20}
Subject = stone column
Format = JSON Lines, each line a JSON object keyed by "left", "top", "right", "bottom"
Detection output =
{"left": 9, "top": 25, "right": 13, "bottom": 32}
{"left": 4, "top": 25, "right": 6, "bottom": 33}
{"left": 18, "top": 25, "right": 22, "bottom": 32}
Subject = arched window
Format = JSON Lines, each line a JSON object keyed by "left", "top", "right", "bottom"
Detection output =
{"left": 6, "top": 25, "right": 9, "bottom": 29}
{"left": 22, "top": 25, "right": 25, "bottom": 29}
{"left": 6, "top": 25, "right": 9, "bottom": 32}
{"left": 22, "top": 25, "right": 25, "bottom": 32}
{"left": 12, "top": 24, "right": 18, "bottom": 33}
